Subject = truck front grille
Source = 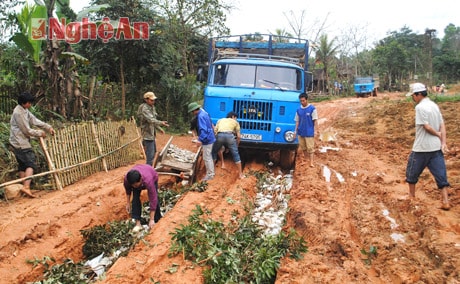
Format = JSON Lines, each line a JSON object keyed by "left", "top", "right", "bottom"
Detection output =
{"left": 233, "top": 100, "right": 272, "bottom": 131}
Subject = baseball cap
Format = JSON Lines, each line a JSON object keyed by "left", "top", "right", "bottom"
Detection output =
{"left": 406, "top": 83, "right": 426, "bottom": 96}
{"left": 143, "top": 91, "right": 157, "bottom": 100}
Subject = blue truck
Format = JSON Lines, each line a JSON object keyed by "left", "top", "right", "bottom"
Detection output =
{"left": 354, "top": 76, "right": 378, "bottom": 97}
{"left": 201, "top": 34, "right": 312, "bottom": 169}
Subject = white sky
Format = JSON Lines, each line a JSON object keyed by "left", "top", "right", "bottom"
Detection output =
{"left": 70, "top": 0, "right": 458, "bottom": 45}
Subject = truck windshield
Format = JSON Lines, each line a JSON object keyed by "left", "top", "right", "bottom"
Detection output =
{"left": 213, "top": 64, "right": 301, "bottom": 90}
{"left": 355, "top": 77, "right": 373, "bottom": 84}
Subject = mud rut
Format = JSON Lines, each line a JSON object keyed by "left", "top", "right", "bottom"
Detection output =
{"left": 1, "top": 93, "right": 459, "bottom": 284}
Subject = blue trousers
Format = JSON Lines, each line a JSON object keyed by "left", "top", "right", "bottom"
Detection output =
{"left": 406, "top": 150, "right": 450, "bottom": 189}
{"left": 143, "top": 139, "right": 156, "bottom": 166}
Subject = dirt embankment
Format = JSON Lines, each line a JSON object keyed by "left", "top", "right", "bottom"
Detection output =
{"left": 0, "top": 92, "right": 459, "bottom": 284}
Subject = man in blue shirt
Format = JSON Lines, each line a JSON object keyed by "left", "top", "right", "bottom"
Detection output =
{"left": 294, "top": 93, "right": 318, "bottom": 167}
{"left": 188, "top": 102, "right": 216, "bottom": 181}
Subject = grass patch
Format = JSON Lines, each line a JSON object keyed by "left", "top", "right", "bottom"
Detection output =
{"left": 432, "top": 93, "right": 460, "bottom": 102}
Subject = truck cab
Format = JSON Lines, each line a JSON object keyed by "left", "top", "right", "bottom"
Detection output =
{"left": 202, "top": 34, "right": 311, "bottom": 169}
{"left": 354, "top": 76, "right": 377, "bottom": 97}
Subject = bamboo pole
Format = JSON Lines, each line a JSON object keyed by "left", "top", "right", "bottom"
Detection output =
{"left": 75, "top": 124, "right": 84, "bottom": 181}
{"left": 50, "top": 129, "right": 64, "bottom": 187}
{"left": 132, "top": 117, "right": 145, "bottom": 160}
{"left": 102, "top": 121, "right": 112, "bottom": 169}
{"left": 91, "top": 121, "right": 108, "bottom": 172}
{"left": 69, "top": 124, "right": 78, "bottom": 183}
{"left": 39, "top": 137, "right": 63, "bottom": 190}
{"left": 61, "top": 127, "right": 70, "bottom": 186}
{"left": 83, "top": 123, "right": 93, "bottom": 175}
{"left": 75, "top": 124, "right": 84, "bottom": 179}
{"left": 69, "top": 125, "right": 78, "bottom": 183}
{"left": 106, "top": 121, "right": 115, "bottom": 168}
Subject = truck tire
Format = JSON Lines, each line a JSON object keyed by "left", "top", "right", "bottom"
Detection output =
{"left": 280, "top": 149, "right": 296, "bottom": 169}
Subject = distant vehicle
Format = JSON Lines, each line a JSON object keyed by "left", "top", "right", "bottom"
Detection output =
{"left": 354, "top": 77, "right": 378, "bottom": 97}
{"left": 199, "top": 34, "right": 313, "bottom": 169}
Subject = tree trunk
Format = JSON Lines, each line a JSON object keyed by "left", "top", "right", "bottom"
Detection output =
{"left": 45, "top": 0, "right": 67, "bottom": 118}
{"left": 88, "top": 75, "right": 96, "bottom": 117}
{"left": 120, "top": 56, "right": 126, "bottom": 118}
{"left": 45, "top": 38, "right": 66, "bottom": 117}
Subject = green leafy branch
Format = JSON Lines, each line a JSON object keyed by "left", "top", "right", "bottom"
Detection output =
{"left": 169, "top": 205, "right": 307, "bottom": 283}
{"left": 360, "top": 245, "right": 378, "bottom": 265}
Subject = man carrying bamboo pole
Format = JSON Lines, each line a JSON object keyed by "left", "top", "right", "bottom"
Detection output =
{"left": 9, "top": 92, "right": 55, "bottom": 198}
{"left": 123, "top": 164, "right": 162, "bottom": 231}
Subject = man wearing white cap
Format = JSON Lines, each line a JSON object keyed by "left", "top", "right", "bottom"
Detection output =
{"left": 405, "top": 83, "right": 451, "bottom": 210}
{"left": 137, "top": 91, "right": 169, "bottom": 166}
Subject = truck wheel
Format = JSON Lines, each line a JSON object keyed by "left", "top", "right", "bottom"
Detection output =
{"left": 280, "top": 149, "right": 296, "bottom": 170}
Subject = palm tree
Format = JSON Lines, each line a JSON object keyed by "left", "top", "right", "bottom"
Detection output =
{"left": 315, "top": 34, "right": 338, "bottom": 93}
{"left": 272, "top": 28, "right": 293, "bottom": 43}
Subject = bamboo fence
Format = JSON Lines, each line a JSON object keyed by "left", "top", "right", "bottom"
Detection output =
{"left": 0, "top": 119, "right": 144, "bottom": 190}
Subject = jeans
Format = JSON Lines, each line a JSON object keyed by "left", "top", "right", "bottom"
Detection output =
{"left": 406, "top": 150, "right": 450, "bottom": 189}
{"left": 143, "top": 139, "right": 156, "bottom": 166}
{"left": 202, "top": 143, "right": 215, "bottom": 177}
{"left": 131, "top": 180, "right": 162, "bottom": 223}
{"left": 212, "top": 133, "right": 241, "bottom": 163}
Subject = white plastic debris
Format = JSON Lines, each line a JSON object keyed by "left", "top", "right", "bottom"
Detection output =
{"left": 84, "top": 253, "right": 112, "bottom": 276}
{"left": 252, "top": 172, "right": 293, "bottom": 236}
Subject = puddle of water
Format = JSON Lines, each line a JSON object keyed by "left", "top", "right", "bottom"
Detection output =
{"left": 322, "top": 166, "right": 331, "bottom": 182}
{"left": 383, "top": 209, "right": 405, "bottom": 242}
{"left": 319, "top": 146, "right": 340, "bottom": 153}
{"left": 321, "top": 165, "right": 345, "bottom": 184}
{"left": 390, "top": 233, "right": 405, "bottom": 243}
{"left": 336, "top": 172, "right": 345, "bottom": 183}
{"left": 382, "top": 209, "right": 399, "bottom": 229}
{"left": 320, "top": 131, "right": 337, "bottom": 142}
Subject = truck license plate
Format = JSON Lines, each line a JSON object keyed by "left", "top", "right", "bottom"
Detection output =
{"left": 241, "top": 133, "right": 262, "bottom": 140}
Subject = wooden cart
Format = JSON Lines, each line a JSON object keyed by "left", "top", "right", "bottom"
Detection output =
{"left": 154, "top": 136, "right": 201, "bottom": 183}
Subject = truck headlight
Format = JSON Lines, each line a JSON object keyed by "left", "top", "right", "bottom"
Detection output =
{"left": 285, "top": 131, "right": 296, "bottom": 142}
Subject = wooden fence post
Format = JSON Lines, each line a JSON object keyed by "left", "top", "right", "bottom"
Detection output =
{"left": 40, "top": 137, "right": 63, "bottom": 190}
{"left": 132, "top": 117, "right": 145, "bottom": 159}
{"left": 91, "top": 121, "right": 108, "bottom": 172}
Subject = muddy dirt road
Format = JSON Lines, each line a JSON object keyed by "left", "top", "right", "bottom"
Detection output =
{"left": 1, "top": 91, "right": 459, "bottom": 283}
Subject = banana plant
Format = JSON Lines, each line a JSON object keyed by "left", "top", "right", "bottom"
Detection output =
{"left": 10, "top": 3, "right": 47, "bottom": 64}
{"left": 10, "top": 0, "right": 96, "bottom": 120}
